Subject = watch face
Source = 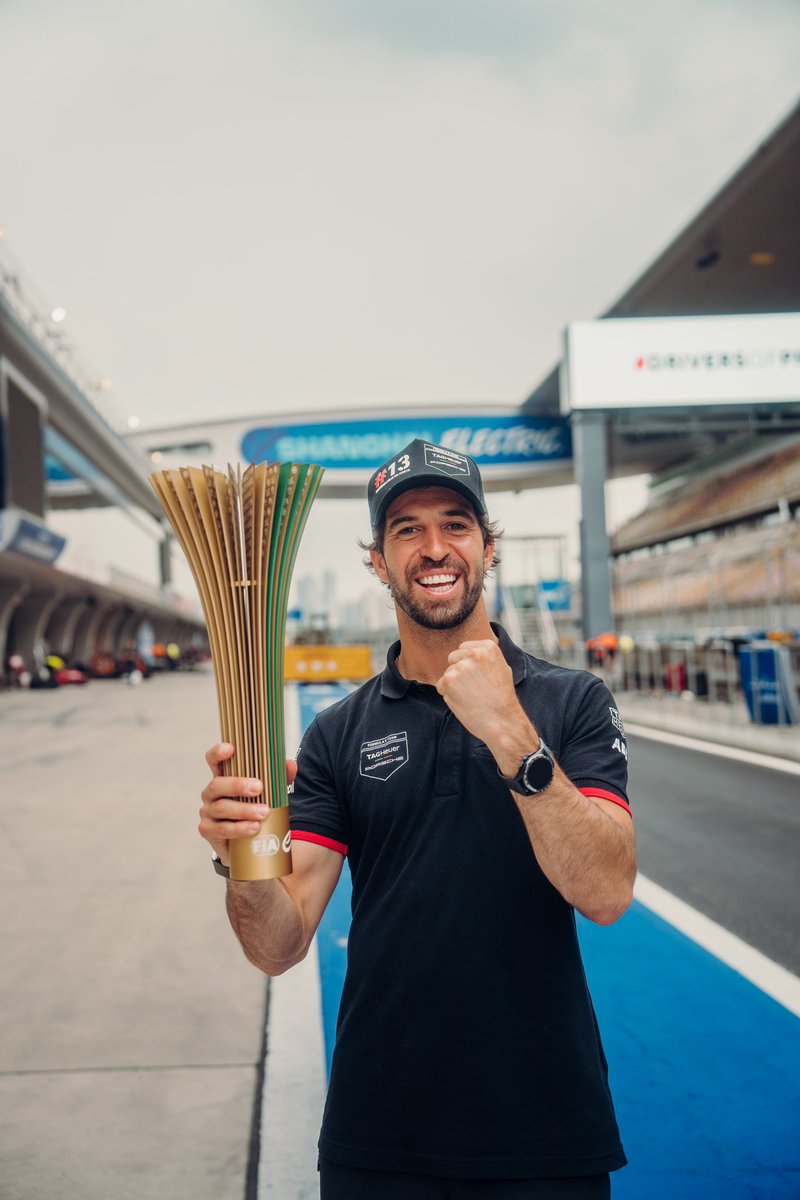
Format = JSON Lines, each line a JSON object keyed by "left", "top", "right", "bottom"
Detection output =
{"left": 523, "top": 750, "right": 554, "bottom": 793}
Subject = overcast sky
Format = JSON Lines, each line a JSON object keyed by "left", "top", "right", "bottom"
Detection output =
{"left": 1, "top": 0, "right": 799, "bottom": 601}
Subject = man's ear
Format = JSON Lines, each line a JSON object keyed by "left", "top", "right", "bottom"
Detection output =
{"left": 483, "top": 538, "right": 495, "bottom": 572}
{"left": 370, "top": 548, "right": 389, "bottom": 584}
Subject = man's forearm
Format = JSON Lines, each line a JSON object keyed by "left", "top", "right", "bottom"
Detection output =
{"left": 225, "top": 879, "right": 308, "bottom": 976}
{"left": 435, "top": 644, "right": 634, "bottom": 923}
{"left": 485, "top": 709, "right": 635, "bottom": 925}
{"left": 513, "top": 773, "right": 636, "bottom": 925}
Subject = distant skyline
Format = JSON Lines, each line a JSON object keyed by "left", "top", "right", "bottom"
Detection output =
{"left": 2, "top": 0, "right": 799, "bottom": 601}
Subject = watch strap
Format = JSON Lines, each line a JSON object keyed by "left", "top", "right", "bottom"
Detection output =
{"left": 212, "top": 854, "right": 231, "bottom": 878}
{"left": 497, "top": 740, "right": 555, "bottom": 794}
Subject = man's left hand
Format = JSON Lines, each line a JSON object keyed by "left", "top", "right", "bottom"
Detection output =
{"left": 436, "top": 639, "right": 533, "bottom": 756}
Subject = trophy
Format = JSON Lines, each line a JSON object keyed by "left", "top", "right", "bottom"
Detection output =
{"left": 149, "top": 461, "right": 324, "bottom": 881}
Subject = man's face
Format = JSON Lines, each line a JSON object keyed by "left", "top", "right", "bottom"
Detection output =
{"left": 370, "top": 486, "right": 494, "bottom": 631}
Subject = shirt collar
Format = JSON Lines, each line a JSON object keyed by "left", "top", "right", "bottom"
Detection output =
{"left": 379, "top": 621, "right": 526, "bottom": 699}
{"left": 492, "top": 621, "right": 528, "bottom": 685}
{"left": 380, "top": 640, "right": 412, "bottom": 699}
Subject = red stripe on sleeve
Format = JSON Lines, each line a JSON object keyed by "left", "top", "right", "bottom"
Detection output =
{"left": 291, "top": 830, "right": 348, "bottom": 856}
{"left": 579, "top": 787, "right": 633, "bottom": 819}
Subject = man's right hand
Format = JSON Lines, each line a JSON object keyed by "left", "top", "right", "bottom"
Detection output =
{"left": 201, "top": 744, "right": 342, "bottom": 976}
{"left": 199, "top": 743, "right": 298, "bottom": 866}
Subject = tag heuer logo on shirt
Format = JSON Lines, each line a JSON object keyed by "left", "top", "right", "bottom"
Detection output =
{"left": 360, "top": 731, "right": 409, "bottom": 781}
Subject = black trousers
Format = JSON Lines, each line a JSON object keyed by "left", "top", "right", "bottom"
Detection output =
{"left": 319, "top": 1159, "right": 611, "bottom": 1199}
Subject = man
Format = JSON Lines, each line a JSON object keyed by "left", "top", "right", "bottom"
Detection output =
{"left": 200, "top": 439, "right": 636, "bottom": 1199}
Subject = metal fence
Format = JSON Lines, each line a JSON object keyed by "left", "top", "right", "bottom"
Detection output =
{"left": 603, "top": 638, "right": 800, "bottom": 717}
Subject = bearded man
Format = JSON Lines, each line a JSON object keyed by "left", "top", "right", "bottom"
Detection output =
{"left": 200, "top": 439, "right": 636, "bottom": 1200}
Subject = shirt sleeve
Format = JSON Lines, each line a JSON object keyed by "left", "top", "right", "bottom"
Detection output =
{"left": 289, "top": 714, "right": 349, "bottom": 856}
{"left": 558, "top": 676, "right": 631, "bottom": 816}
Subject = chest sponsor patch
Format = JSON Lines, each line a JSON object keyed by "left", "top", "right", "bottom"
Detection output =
{"left": 359, "top": 731, "right": 409, "bottom": 781}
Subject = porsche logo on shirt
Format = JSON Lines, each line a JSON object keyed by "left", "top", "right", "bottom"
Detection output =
{"left": 360, "top": 732, "right": 409, "bottom": 781}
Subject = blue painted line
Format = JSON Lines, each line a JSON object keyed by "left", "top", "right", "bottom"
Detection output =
{"left": 295, "top": 682, "right": 355, "bottom": 1075}
{"left": 296, "top": 682, "right": 800, "bottom": 1194}
{"left": 316, "top": 866, "right": 352, "bottom": 1077}
{"left": 316, "top": 887, "right": 800, "bottom": 1195}
{"left": 578, "top": 906, "right": 800, "bottom": 1199}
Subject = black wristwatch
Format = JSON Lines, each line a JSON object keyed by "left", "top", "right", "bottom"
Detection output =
{"left": 497, "top": 741, "right": 555, "bottom": 795}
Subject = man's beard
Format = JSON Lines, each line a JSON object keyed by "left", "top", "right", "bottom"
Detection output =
{"left": 385, "top": 558, "right": 486, "bottom": 631}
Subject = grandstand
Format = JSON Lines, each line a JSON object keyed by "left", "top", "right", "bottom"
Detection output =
{"left": 612, "top": 436, "right": 800, "bottom": 635}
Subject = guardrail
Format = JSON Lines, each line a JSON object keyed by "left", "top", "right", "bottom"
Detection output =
{"left": 616, "top": 642, "right": 742, "bottom": 703}
{"left": 607, "top": 639, "right": 800, "bottom": 720}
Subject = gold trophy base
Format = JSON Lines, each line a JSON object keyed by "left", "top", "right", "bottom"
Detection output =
{"left": 230, "top": 805, "right": 293, "bottom": 881}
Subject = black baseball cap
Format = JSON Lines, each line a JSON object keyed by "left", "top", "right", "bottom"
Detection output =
{"left": 367, "top": 439, "right": 487, "bottom": 532}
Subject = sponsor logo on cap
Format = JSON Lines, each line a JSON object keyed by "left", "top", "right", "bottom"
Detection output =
{"left": 373, "top": 453, "right": 412, "bottom": 494}
{"left": 423, "top": 444, "right": 471, "bottom": 478}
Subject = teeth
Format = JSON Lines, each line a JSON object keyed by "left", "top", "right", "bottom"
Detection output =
{"left": 420, "top": 574, "right": 456, "bottom": 586}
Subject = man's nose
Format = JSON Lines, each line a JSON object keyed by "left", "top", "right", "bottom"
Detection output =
{"left": 419, "top": 528, "right": 448, "bottom": 560}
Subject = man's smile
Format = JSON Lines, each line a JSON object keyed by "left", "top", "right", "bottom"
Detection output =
{"left": 416, "top": 572, "right": 460, "bottom": 596}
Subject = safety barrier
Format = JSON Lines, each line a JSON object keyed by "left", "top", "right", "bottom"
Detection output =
{"left": 605, "top": 638, "right": 800, "bottom": 724}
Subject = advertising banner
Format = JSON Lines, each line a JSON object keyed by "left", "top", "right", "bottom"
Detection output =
{"left": 539, "top": 579, "right": 572, "bottom": 612}
{"left": 0, "top": 509, "right": 66, "bottom": 564}
{"left": 240, "top": 411, "right": 571, "bottom": 493}
{"left": 562, "top": 313, "right": 800, "bottom": 412}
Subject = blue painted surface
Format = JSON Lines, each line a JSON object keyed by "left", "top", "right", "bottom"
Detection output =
{"left": 578, "top": 907, "right": 800, "bottom": 1198}
{"left": 294, "top": 683, "right": 800, "bottom": 1196}
{"left": 316, "top": 866, "right": 352, "bottom": 1077}
{"left": 296, "top": 681, "right": 353, "bottom": 733}
{"left": 296, "top": 682, "right": 354, "bottom": 1075}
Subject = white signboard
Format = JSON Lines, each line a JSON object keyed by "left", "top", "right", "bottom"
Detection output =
{"left": 561, "top": 313, "right": 800, "bottom": 412}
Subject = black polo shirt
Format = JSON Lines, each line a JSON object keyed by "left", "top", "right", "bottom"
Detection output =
{"left": 290, "top": 624, "right": 630, "bottom": 1180}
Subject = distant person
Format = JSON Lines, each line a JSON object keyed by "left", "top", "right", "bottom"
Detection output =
{"left": 199, "top": 439, "right": 636, "bottom": 1199}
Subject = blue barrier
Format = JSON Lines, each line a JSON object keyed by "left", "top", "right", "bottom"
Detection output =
{"left": 739, "top": 642, "right": 800, "bottom": 725}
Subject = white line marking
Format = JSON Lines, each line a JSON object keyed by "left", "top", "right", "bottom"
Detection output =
{"left": 634, "top": 874, "right": 800, "bottom": 1018}
{"left": 258, "top": 937, "right": 326, "bottom": 1198}
{"left": 625, "top": 722, "right": 800, "bottom": 777}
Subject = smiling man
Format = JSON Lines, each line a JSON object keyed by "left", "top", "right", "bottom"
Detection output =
{"left": 374, "top": 481, "right": 492, "bottom": 630}
{"left": 200, "top": 439, "right": 636, "bottom": 1200}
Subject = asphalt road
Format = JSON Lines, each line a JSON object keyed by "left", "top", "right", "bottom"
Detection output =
{"left": 627, "top": 732, "right": 799, "bottom": 975}
{"left": 0, "top": 669, "right": 267, "bottom": 1200}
